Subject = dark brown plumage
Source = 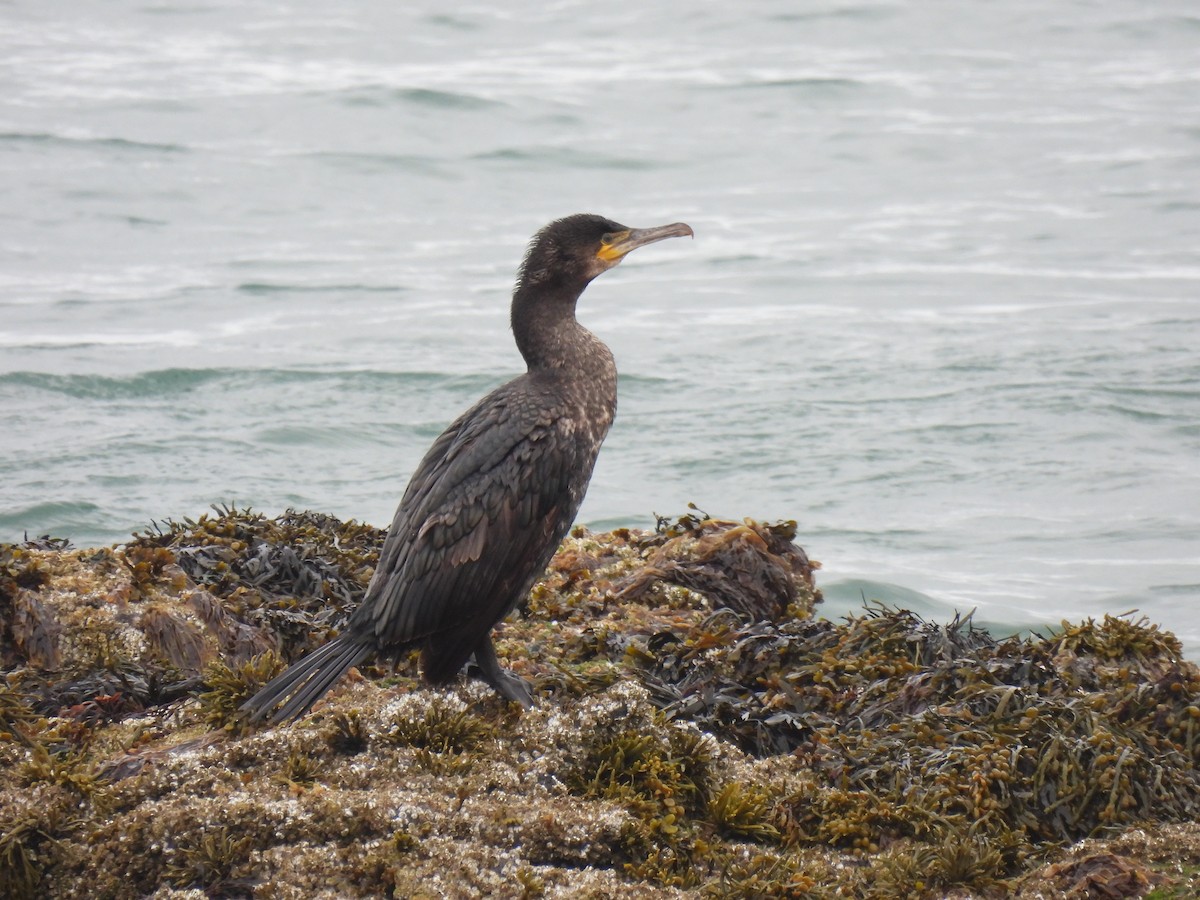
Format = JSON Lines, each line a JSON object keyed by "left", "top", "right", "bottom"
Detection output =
{"left": 241, "top": 213, "right": 693, "bottom": 724}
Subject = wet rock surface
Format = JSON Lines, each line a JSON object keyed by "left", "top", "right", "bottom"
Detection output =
{"left": 2, "top": 507, "right": 1199, "bottom": 898}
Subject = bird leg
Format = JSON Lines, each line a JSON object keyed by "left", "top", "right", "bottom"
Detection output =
{"left": 469, "top": 637, "right": 534, "bottom": 708}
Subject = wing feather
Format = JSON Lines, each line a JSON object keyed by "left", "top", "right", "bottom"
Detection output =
{"left": 346, "top": 376, "right": 601, "bottom": 665}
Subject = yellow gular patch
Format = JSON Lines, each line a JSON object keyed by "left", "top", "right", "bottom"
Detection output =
{"left": 595, "top": 230, "right": 633, "bottom": 262}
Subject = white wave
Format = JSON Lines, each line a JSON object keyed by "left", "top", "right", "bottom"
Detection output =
{"left": 813, "top": 262, "right": 1200, "bottom": 280}
{"left": 0, "top": 329, "right": 201, "bottom": 348}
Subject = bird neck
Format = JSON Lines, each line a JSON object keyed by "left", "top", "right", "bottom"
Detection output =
{"left": 511, "top": 281, "right": 608, "bottom": 374}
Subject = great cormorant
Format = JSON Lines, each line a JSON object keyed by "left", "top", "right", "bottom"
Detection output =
{"left": 241, "top": 213, "right": 693, "bottom": 725}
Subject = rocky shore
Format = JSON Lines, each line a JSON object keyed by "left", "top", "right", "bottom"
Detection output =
{"left": 2, "top": 507, "right": 1199, "bottom": 899}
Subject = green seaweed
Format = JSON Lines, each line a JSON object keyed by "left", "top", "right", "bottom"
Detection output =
{"left": 0, "top": 816, "right": 59, "bottom": 900}
{"left": 17, "top": 744, "right": 102, "bottom": 798}
{"left": 274, "top": 748, "right": 323, "bottom": 790}
{"left": 324, "top": 709, "right": 369, "bottom": 755}
{"left": 198, "top": 650, "right": 284, "bottom": 733}
{"left": 384, "top": 698, "right": 495, "bottom": 754}
{"left": 163, "top": 827, "right": 254, "bottom": 894}
{"left": 707, "top": 781, "right": 780, "bottom": 842}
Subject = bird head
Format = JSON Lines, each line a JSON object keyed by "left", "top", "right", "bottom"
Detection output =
{"left": 517, "top": 213, "right": 694, "bottom": 290}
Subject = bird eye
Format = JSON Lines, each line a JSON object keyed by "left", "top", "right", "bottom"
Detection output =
{"left": 600, "top": 233, "right": 614, "bottom": 246}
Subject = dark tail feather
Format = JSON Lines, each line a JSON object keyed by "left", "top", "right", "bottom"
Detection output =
{"left": 240, "top": 635, "right": 372, "bottom": 726}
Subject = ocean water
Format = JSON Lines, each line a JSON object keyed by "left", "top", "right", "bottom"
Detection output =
{"left": 2, "top": 2, "right": 1198, "bottom": 651}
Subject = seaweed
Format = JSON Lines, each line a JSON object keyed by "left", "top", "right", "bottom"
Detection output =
{"left": 162, "top": 827, "right": 255, "bottom": 895}
{"left": 570, "top": 728, "right": 703, "bottom": 816}
{"left": 198, "top": 651, "right": 285, "bottom": 733}
{"left": 384, "top": 696, "right": 496, "bottom": 754}
{"left": 700, "top": 848, "right": 816, "bottom": 899}
{"left": 621, "top": 511, "right": 819, "bottom": 621}
{"left": 324, "top": 709, "right": 369, "bottom": 755}
{"left": 274, "top": 748, "right": 323, "bottom": 790}
{"left": 133, "top": 506, "right": 382, "bottom": 638}
{"left": 3, "top": 507, "right": 1200, "bottom": 897}
{"left": 0, "top": 815, "right": 61, "bottom": 900}
{"left": 706, "top": 781, "right": 780, "bottom": 842}
{"left": 0, "top": 788, "right": 79, "bottom": 900}
{"left": 638, "top": 602, "right": 1200, "bottom": 890}
{"left": 0, "top": 681, "right": 41, "bottom": 744}
{"left": 383, "top": 694, "right": 497, "bottom": 775}
{"left": 17, "top": 744, "right": 102, "bottom": 798}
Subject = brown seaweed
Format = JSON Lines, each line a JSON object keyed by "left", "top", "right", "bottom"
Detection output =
{"left": 3, "top": 507, "right": 1200, "bottom": 898}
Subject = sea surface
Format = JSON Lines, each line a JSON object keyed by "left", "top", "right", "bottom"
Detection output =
{"left": 2, "top": 2, "right": 1198, "bottom": 652}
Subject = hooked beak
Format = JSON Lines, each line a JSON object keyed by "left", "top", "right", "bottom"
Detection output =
{"left": 597, "top": 222, "right": 694, "bottom": 262}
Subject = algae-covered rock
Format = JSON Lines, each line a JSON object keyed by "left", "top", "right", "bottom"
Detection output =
{"left": 2, "top": 506, "right": 1200, "bottom": 899}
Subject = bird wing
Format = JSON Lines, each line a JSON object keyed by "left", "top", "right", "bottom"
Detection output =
{"left": 349, "top": 377, "right": 596, "bottom": 652}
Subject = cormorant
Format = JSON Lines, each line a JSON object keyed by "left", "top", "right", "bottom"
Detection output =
{"left": 241, "top": 214, "right": 693, "bottom": 725}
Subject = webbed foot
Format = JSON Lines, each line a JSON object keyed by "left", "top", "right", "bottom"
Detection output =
{"left": 469, "top": 637, "right": 535, "bottom": 708}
